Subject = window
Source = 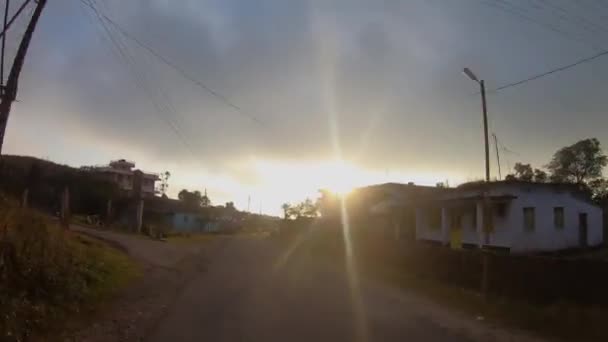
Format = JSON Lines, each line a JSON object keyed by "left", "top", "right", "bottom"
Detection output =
{"left": 523, "top": 207, "right": 535, "bottom": 232}
{"left": 554, "top": 207, "right": 564, "bottom": 229}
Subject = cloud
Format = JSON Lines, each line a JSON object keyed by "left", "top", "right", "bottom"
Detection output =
{"left": 6, "top": 0, "right": 608, "bottom": 213}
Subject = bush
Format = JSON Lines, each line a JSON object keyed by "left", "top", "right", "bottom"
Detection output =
{"left": 0, "top": 197, "right": 135, "bottom": 341}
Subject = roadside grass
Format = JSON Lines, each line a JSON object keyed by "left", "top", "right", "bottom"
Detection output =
{"left": 0, "top": 201, "right": 139, "bottom": 341}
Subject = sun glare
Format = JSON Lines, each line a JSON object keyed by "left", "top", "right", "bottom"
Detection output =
{"left": 322, "top": 160, "right": 360, "bottom": 195}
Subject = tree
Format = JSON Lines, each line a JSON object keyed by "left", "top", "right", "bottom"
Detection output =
{"left": 281, "top": 203, "right": 291, "bottom": 220}
{"left": 546, "top": 138, "right": 608, "bottom": 184}
{"left": 300, "top": 198, "right": 319, "bottom": 218}
{"left": 533, "top": 169, "right": 548, "bottom": 183}
{"left": 201, "top": 189, "right": 211, "bottom": 207}
{"left": 281, "top": 198, "right": 319, "bottom": 220}
{"left": 178, "top": 189, "right": 203, "bottom": 207}
{"left": 158, "top": 171, "right": 171, "bottom": 197}
{"left": 588, "top": 178, "right": 608, "bottom": 203}
{"left": 513, "top": 163, "right": 534, "bottom": 181}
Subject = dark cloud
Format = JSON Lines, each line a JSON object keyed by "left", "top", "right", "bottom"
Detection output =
{"left": 6, "top": 0, "right": 608, "bottom": 200}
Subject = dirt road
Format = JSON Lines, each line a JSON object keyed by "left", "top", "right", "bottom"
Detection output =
{"left": 71, "top": 228, "right": 541, "bottom": 342}
{"left": 143, "top": 237, "right": 541, "bottom": 342}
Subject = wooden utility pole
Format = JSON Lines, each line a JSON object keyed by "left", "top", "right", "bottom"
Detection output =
{"left": 463, "top": 68, "right": 491, "bottom": 297}
{"left": 0, "top": 0, "right": 47, "bottom": 154}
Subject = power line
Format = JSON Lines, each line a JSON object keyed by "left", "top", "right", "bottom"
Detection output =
{"left": 77, "top": 0, "right": 264, "bottom": 126}
{"left": 480, "top": 0, "right": 603, "bottom": 50}
{"left": 534, "top": 0, "right": 608, "bottom": 41}
{"left": 492, "top": 48, "right": 608, "bottom": 92}
{"left": 81, "top": 0, "right": 198, "bottom": 156}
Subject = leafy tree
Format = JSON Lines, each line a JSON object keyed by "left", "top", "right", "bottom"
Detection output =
{"left": 281, "top": 199, "right": 319, "bottom": 220}
{"left": 178, "top": 189, "right": 202, "bottom": 207}
{"left": 513, "top": 163, "right": 534, "bottom": 181}
{"left": 300, "top": 198, "right": 319, "bottom": 218}
{"left": 201, "top": 189, "right": 211, "bottom": 207}
{"left": 546, "top": 138, "right": 608, "bottom": 184}
{"left": 504, "top": 174, "right": 516, "bottom": 181}
{"left": 533, "top": 169, "right": 548, "bottom": 183}
{"left": 281, "top": 203, "right": 291, "bottom": 220}
{"left": 588, "top": 178, "right": 608, "bottom": 203}
{"left": 158, "top": 171, "right": 171, "bottom": 197}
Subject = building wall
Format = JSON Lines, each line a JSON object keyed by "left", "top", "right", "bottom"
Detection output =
{"left": 416, "top": 184, "right": 603, "bottom": 253}
{"left": 170, "top": 213, "right": 222, "bottom": 233}
{"left": 171, "top": 213, "right": 205, "bottom": 232}
{"left": 507, "top": 187, "right": 602, "bottom": 253}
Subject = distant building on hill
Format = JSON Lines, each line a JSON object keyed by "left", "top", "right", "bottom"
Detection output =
{"left": 81, "top": 159, "right": 159, "bottom": 198}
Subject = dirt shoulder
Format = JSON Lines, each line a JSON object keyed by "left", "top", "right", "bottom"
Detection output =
{"left": 62, "top": 226, "right": 216, "bottom": 342}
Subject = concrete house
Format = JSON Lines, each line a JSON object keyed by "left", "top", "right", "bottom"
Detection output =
{"left": 81, "top": 159, "right": 159, "bottom": 198}
{"left": 415, "top": 181, "right": 603, "bottom": 253}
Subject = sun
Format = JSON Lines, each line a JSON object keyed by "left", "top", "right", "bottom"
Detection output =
{"left": 321, "top": 160, "right": 361, "bottom": 195}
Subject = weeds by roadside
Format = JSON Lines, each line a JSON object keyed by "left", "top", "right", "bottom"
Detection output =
{"left": 0, "top": 197, "right": 138, "bottom": 341}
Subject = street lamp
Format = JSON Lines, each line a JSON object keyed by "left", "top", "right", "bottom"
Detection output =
{"left": 463, "top": 67, "right": 491, "bottom": 296}
{"left": 463, "top": 68, "right": 490, "bottom": 182}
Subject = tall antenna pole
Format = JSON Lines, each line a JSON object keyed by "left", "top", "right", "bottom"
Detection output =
{"left": 492, "top": 133, "right": 502, "bottom": 180}
{"left": 0, "top": 0, "right": 47, "bottom": 154}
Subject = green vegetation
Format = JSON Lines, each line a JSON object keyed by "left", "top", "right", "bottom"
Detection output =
{"left": 0, "top": 198, "right": 138, "bottom": 341}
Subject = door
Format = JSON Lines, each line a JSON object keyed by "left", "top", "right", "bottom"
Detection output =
{"left": 579, "top": 213, "right": 588, "bottom": 248}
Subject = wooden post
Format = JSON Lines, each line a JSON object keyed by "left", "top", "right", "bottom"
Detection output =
{"left": 60, "top": 186, "right": 70, "bottom": 229}
{"left": 105, "top": 198, "right": 113, "bottom": 226}
{"left": 21, "top": 188, "right": 28, "bottom": 208}
{"left": 133, "top": 170, "right": 143, "bottom": 233}
{"left": 135, "top": 199, "right": 143, "bottom": 234}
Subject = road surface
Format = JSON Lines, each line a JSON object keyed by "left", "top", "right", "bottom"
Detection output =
{"left": 143, "top": 237, "right": 539, "bottom": 342}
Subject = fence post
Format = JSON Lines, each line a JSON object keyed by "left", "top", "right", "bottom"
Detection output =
{"left": 135, "top": 199, "right": 143, "bottom": 234}
{"left": 133, "top": 170, "right": 144, "bottom": 234}
{"left": 60, "top": 186, "right": 70, "bottom": 229}
{"left": 21, "top": 188, "right": 28, "bottom": 208}
{"left": 105, "top": 198, "right": 113, "bottom": 226}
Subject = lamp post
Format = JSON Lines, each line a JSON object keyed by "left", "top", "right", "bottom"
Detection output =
{"left": 463, "top": 68, "right": 490, "bottom": 182}
{"left": 463, "top": 67, "right": 491, "bottom": 295}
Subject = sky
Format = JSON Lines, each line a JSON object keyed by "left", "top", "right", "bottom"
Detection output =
{"left": 4, "top": 0, "right": 608, "bottom": 215}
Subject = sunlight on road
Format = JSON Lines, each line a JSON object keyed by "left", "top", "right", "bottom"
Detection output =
{"left": 340, "top": 196, "right": 369, "bottom": 342}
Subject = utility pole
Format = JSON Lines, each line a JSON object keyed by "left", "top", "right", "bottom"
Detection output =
{"left": 492, "top": 133, "right": 502, "bottom": 180}
{"left": 463, "top": 68, "right": 490, "bottom": 181}
{"left": 463, "top": 68, "right": 491, "bottom": 297}
{"left": 0, "top": 0, "right": 47, "bottom": 154}
{"left": 480, "top": 80, "right": 490, "bottom": 182}
{"left": 247, "top": 195, "right": 251, "bottom": 212}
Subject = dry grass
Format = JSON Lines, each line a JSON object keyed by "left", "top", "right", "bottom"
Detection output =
{"left": 0, "top": 197, "right": 139, "bottom": 341}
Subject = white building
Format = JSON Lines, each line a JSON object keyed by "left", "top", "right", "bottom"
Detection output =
{"left": 415, "top": 181, "right": 603, "bottom": 253}
{"left": 82, "top": 159, "right": 159, "bottom": 197}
